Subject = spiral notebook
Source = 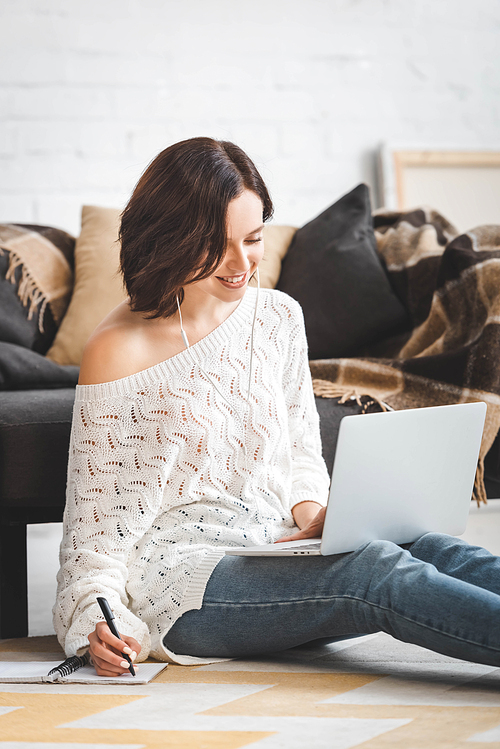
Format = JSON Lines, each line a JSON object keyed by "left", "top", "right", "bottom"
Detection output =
{"left": 0, "top": 654, "right": 168, "bottom": 684}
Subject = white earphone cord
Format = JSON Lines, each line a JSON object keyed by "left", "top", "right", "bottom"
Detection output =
{"left": 247, "top": 265, "right": 260, "bottom": 402}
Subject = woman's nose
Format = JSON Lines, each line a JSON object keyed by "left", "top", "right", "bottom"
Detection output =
{"left": 225, "top": 243, "right": 251, "bottom": 271}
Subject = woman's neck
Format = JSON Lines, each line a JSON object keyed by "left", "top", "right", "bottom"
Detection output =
{"left": 178, "top": 286, "right": 244, "bottom": 337}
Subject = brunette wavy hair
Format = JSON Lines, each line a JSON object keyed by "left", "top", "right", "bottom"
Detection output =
{"left": 119, "top": 137, "right": 273, "bottom": 318}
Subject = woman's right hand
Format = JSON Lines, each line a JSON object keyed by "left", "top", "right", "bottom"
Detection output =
{"left": 88, "top": 621, "right": 141, "bottom": 676}
{"left": 276, "top": 506, "right": 327, "bottom": 543}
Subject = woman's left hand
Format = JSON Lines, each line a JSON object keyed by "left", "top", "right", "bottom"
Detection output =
{"left": 276, "top": 506, "right": 326, "bottom": 543}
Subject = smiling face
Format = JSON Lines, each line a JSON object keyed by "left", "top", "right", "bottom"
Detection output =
{"left": 185, "top": 189, "right": 265, "bottom": 306}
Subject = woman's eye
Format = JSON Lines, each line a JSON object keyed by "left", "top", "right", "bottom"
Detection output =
{"left": 246, "top": 237, "right": 263, "bottom": 244}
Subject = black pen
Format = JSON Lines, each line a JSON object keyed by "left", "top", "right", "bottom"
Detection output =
{"left": 97, "top": 596, "right": 136, "bottom": 677}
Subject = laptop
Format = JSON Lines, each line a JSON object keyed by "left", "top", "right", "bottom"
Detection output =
{"left": 225, "top": 402, "right": 487, "bottom": 557}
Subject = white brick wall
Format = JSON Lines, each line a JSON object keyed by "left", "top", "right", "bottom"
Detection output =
{"left": 0, "top": 0, "right": 499, "bottom": 236}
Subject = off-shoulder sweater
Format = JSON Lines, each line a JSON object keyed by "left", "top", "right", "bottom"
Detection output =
{"left": 53, "top": 288, "right": 330, "bottom": 664}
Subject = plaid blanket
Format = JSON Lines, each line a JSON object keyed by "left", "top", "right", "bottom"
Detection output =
{"left": 310, "top": 208, "right": 500, "bottom": 504}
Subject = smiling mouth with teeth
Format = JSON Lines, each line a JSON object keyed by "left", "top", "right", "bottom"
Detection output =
{"left": 221, "top": 273, "right": 245, "bottom": 283}
{"left": 217, "top": 272, "right": 247, "bottom": 284}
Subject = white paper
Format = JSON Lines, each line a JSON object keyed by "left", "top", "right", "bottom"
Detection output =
{"left": 0, "top": 659, "right": 167, "bottom": 684}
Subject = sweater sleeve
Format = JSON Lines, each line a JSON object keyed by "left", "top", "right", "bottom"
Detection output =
{"left": 53, "top": 390, "right": 171, "bottom": 660}
{"left": 282, "top": 299, "right": 330, "bottom": 510}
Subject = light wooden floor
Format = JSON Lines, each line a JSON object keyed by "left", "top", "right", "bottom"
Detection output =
{"left": 27, "top": 501, "right": 500, "bottom": 637}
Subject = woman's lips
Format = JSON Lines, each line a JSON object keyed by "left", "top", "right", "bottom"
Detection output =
{"left": 216, "top": 271, "right": 249, "bottom": 289}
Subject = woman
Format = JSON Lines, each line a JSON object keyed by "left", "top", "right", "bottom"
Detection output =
{"left": 54, "top": 137, "right": 500, "bottom": 676}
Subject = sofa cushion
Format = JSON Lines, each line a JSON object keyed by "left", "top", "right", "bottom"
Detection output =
{"left": 46, "top": 205, "right": 126, "bottom": 366}
{"left": 0, "top": 388, "right": 75, "bottom": 507}
{"left": 276, "top": 184, "right": 410, "bottom": 360}
{"left": 255, "top": 225, "right": 297, "bottom": 289}
{"left": 0, "top": 224, "right": 74, "bottom": 354}
{"left": 0, "top": 341, "right": 79, "bottom": 390}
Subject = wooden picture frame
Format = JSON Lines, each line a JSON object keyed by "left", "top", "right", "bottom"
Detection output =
{"left": 378, "top": 146, "right": 500, "bottom": 232}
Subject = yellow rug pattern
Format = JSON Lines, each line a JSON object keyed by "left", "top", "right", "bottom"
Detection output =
{"left": 1, "top": 633, "right": 500, "bottom": 748}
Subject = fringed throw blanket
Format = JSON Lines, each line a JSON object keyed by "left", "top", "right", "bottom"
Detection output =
{"left": 0, "top": 223, "right": 74, "bottom": 332}
{"left": 311, "top": 208, "right": 500, "bottom": 504}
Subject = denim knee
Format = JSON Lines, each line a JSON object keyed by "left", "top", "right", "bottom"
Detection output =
{"left": 352, "top": 539, "right": 411, "bottom": 584}
{"left": 414, "top": 531, "right": 451, "bottom": 544}
{"left": 410, "top": 531, "right": 461, "bottom": 555}
{"left": 358, "top": 538, "right": 405, "bottom": 559}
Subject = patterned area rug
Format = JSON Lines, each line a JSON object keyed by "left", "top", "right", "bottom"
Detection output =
{"left": 1, "top": 633, "right": 500, "bottom": 748}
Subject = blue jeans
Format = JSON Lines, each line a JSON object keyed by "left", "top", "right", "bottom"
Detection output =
{"left": 164, "top": 533, "right": 500, "bottom": 666}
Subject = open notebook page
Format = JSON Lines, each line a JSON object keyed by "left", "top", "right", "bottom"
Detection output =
{"left": 0, "top": 660, "right": 167, "bottom": 684}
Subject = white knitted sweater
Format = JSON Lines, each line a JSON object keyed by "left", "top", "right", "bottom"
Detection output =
{"left": 53, "top": 288, "right": 330, "bottom": 664}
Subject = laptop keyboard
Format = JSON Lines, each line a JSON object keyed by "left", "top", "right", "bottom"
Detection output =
{"left": 292, "top": 542, "right": 321, "bottom": 551}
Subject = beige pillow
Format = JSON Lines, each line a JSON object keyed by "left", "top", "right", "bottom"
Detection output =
{"left": 46, "top": 205, "right": 297, "bottom": 366}
{"left": 257, "top": 225, "right": 297, "bottom": 288}
{"left": 46, "top": 205, "right": 124, "bottom": 366}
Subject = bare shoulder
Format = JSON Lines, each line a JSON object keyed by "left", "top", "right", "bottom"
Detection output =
{"left": 78, "top": 302, "right": 155, "bottom": 386}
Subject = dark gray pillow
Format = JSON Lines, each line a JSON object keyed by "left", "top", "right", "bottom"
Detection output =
{"left": 276, "top": 184, "right": 410, "bottom": 359}
{"left": 0, "top": 341, "right": 79, "bottom": 390}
